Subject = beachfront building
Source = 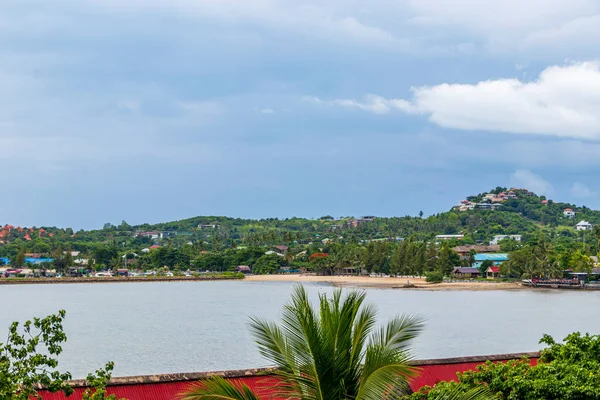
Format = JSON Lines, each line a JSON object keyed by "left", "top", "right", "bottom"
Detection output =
{"left": 490, "top": 235, "right": 522, "bottom": 245}
{"left": 235, "top": 265, "right": 251, "bottom": 274}
{"left": 576, "top": 221, "right": 593, "bottom": 231}
{"left": 473, "top": 253, "right": 509, "bottom": 269}
{"left": 452, "top": 267, "right": 481, "bottom": 279}
{"left": 486, "top": 266, "right": 500, "bottom": 279}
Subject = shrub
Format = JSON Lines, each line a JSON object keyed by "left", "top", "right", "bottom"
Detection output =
{"left": 425, "top": 271, "right": 444, "bottom": 283}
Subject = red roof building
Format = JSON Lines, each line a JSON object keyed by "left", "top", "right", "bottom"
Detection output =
{"left": 36, "top": 353, "right": 539, "bottom": 400}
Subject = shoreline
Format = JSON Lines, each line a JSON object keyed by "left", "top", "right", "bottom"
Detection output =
{"left": 244, "top": 274, "right": 528, "bottom": 291}
{"left": 0, "top": 275, "right": 242, "bottom": 285}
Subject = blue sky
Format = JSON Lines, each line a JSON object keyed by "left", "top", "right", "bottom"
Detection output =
{"left": 2, "top": 0, "right": 600, "bottom": 229}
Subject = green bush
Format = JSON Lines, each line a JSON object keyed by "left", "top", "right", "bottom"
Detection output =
{"left": 425, "top": 271, "right": 444, "bottom": 283}
{"left": 407, "top": 332, "right": 600, "bottom": 399}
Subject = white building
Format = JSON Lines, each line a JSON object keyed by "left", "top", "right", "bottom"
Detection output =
{"left": 564, "top": 208, "right": 576, "bottom": 218}
{"left": 576, "top": 221, "right": 593, "bottom": 231}
{"left": 490, "top": 235, "right": 522, "bottom": 245}
{"left": 435, "top": 234, "right": 464, "bottom": 241}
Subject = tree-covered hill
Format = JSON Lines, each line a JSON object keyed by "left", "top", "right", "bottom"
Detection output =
{"left": 0, "top": 186, "right": 598, "bottom": 275}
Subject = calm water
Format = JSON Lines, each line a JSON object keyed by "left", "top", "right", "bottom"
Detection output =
{"left": 1, "top": 281, "right": 599, "bottom": 378}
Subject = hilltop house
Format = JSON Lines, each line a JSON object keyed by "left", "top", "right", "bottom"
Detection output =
{"left": 473, "top": 253, "right": 509, "bottom": 269}
{"left": 490, "top": 235, "right": 522, "bottom": 245}
{"left": 564, "top": 208, "right": 576, "bottom": 218}
{"left": 576, "top": 221, "right": 593, "bottom": 231}
{"left": 435, "top": 234, "right": 464, "bottom": 241}
{"left": 135, "top": 231, "right": 164, "bottom": 240}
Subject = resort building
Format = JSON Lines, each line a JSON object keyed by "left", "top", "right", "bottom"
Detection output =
{"left": 451, "top": 267, "right": 481, "bottom": 279}
{"left": 435, "top": 234, "right": 464, "bottom": 241}
{"left": 490, "top": 235, "right": 522, "bottom": 245}
{"left": 472, "top": 253, "right": 509, "bottom": 269}
{"left": 576, "top": 221, "right": 593, "bottom": 231}
{"left": 486, "top": 266, "right": 500, "bottom": 279}
{"left": 452, "top": 245, "right": 500, "bottom": 258}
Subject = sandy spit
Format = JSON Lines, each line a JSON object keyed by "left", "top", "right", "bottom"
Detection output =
{"left": 243, "top": 274, "right": 527, "bottom": 291}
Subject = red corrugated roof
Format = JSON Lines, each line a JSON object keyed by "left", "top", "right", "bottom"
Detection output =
{"left": 35, "top": 357, "right": 539, "bottom": 399}
{"left": 36, "top": 376, "right": 281, "bottom": 400}
{"left": 489, "top": 266, "right": 500, "bottom": 273}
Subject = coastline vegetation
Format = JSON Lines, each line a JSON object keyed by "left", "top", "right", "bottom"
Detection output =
{"left": 0, "top": 187, "right": 598, "bottom": 281}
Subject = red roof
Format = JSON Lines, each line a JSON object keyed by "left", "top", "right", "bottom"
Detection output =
{"left": 488, "top": 266, "right": 500, "bottom": 273}
{"left": 149, "top": 245, "right": 161, "bottom": 249}
{"left": 35, "top": 354, "right": 539, "bottom": 399}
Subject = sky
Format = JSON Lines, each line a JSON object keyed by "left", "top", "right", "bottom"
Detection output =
{"left": 2, "top": 0, "right": 600, "bottom": 229}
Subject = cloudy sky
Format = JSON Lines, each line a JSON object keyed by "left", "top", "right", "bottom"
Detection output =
{"left": 2, "top": 0, "right": 600, "bottom": 229}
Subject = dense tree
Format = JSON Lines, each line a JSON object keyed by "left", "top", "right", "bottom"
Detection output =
{"left": 252, "top": 253, "right": 282, "bottom": 274}
{"left": 409, "top": 332, "right": 600, "bottom": 400}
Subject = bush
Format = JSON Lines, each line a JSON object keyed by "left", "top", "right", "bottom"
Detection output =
{"left": 425, "top": 271, "right": 444, "bottom": 283}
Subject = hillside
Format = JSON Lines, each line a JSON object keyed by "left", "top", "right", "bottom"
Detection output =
{"left": 0, "top": 186, "right": 598, "bottom": 269}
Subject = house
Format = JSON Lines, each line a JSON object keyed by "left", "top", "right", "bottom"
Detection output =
{"left": 24, "top": 253, "right": 43, "bottom": 258}
{"left": 486, "top": 266, "right": 500, "bottom": 279}
{"left": 564, "top": 208, "right": 576, "bottom": 218}
{"left": 135, "top": 231, "right": 164, "bottom": 240}
{"left": 235, "top": 265, "right": 251, "bottom": 274}
{"left": 435, "top": 234, "right": 464, "bottom": 241}
{"left": 452, "top": 267, "right": 480, "bottom": 279}
{"left": 576, "top": 220, "right": 593, "bottom": 231}
{"left": 199, "top": 224, "right": 219, "bottom": 230}
{"left": 473, "top": 253, "right": 509, "bottom": 269}
{"left": 490, "top": 204, "right": 503, "bottom": 210}
{"left": 490, "top": 235, "right": 522, "bottom": 245}
{"left": 541, "top": 199, "right": 549, "bottom": 205}
{"left": 275, "top": 245, "right": 289, "bottom": 253}
{"left": 452, "top": 245, "right": 500, "bottom": 258}
{"left": 507, "top": 191, "right": 517, "bottom": 199}
{"left": 359, "top": 216, "right": 376, "bottom": 222}
{"left": 475, "top": 203, "right": 492, "bottom": 210}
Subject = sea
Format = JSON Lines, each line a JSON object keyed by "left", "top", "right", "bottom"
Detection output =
{"left": 1, "top": 280, "right": 599, "bottom": 378}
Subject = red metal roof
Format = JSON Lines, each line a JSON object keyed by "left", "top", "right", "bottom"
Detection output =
{"left": 489, "top": 266, "right": 500, "bottom": 273}
{"left": 35, "top": 354, "right": 539, "bottom": 400}
{"left": 36, "top": 376, "right": 282, "bottom": 400}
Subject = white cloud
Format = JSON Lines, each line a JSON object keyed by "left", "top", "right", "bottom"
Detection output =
{"left": 260, "top": 108, "right": 274, "bottom": 114}
{"left": 306, "top": 94, "right": 417, "bottom": 114}
{"left": 510, "top": 170, "right": 554, "bottom": 195}
{"left": 570, "top": 182, "right": 596, "bottom": 198}
{"left": 319, "top": 62, "right": 600, "bottom": 139}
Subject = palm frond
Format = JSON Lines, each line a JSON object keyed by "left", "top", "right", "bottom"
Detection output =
{"left": 178, "top": 376, "right": 261, "bottom": 400}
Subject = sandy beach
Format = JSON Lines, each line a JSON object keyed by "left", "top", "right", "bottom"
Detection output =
{"left": 244, "top": 274, "right": 525, "bottom": 291}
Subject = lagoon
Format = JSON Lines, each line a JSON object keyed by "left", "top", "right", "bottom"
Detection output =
{"left": 1, "top": 281, "right": 599, "bottom": 378}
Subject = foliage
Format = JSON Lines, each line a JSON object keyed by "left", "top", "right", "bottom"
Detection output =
{"left": 407, "top": 332, "right": 600, "bottom": 400}
{"left": 478, "top": 260, "right": 493, "bottom": 275}
{"left": 82, "top": 362, "right": 125, "bottom": 400}
{"left": 0, "top": 311, "right": 124, "bottom": 400}
{"left": 183, "top": 285, "right": 425, "bottom": 400}
{"left": 425, "top": 271, "right": 444, "bottom": 283}
{"left": 0, "top": 310, "right": 73, "bottom": 399}
{"left": 252, "top": 253, "right": 283, "bottom": 274}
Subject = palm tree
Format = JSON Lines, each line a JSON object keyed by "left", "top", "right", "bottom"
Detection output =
{"left": 182, "top": 285, "right": 424, "bottom": 399}
{"left": 181, "top": 286, "right": 492, "bottom": 400}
